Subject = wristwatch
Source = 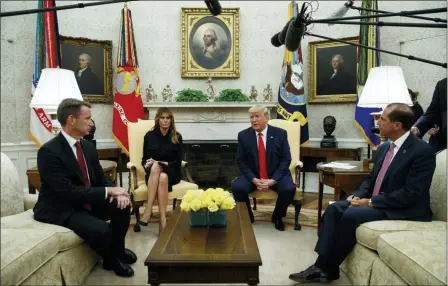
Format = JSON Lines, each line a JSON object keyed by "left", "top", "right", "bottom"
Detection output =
{"left": 368, "top": 199, "right": 373, "bottom": 208}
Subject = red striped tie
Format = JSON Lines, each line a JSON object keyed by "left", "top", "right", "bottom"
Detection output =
{"left": 75, "top": 141, "right": 92, "bottom": 211}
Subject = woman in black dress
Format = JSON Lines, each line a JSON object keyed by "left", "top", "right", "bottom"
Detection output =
{"left": 139, "top": 107, "right": 183, "bottom": 232}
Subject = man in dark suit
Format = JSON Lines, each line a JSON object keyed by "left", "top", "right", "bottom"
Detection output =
{"left": 317, "top": 54, "right": 357, "bottom": 95}
{"left": 33, "top": 98, "right": 136, "bottom": 277}
{"left": 76, "top": 53, "right": 104, "bottom": 95}
{"left": 231, "top": 105, "right": 295, "bottom": 231}
{"left": 412, "top": 77, "right": 447, "bottom": 152}
{"left": 289, "top": 103, "right": 436, "bottom": 283}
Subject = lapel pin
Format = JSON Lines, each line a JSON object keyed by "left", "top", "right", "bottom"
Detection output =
{"left": 270, "top": 136, "right": 273, "bottom": 139}
{"left": 403, "top": 150, "right": 407, "bottom": 154}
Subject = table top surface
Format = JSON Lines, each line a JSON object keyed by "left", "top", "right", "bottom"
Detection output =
{"left": 145, "top": 202, "right": 262, "bottom": 267}
{"left": 317, "top": 160, "right": 371, "bottom": 174}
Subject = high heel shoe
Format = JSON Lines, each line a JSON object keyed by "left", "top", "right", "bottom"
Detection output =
{"left": 138, "top": 213, "right": 152, "bottom": 226}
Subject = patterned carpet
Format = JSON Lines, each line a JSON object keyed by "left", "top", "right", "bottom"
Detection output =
{"left": 130, "top": 193, "right": 334, "bottom": 229}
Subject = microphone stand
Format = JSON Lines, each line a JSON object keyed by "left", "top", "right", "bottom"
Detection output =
{"left": 347, "top": 5, "right": 447, "bottom": 23}
{"left": 0, "top": 0, "right": 136, "bottom": 17}
{"left": 305, "top": 32, "right": 447, "bottom": 68}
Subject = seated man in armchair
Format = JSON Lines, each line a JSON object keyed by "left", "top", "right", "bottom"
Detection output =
{"left": 231, "top": 105, "right": 295, "bottom": 231}
{"left": 289, "top": 103, "right": 436, "bottom": 283}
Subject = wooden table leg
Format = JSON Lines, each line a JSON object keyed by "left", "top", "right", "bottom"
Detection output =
{"left": 28, "top": 179, "right": 36, "bottom": 194}
{"left": 302, "top": 168, "right": 306, "bottom": 192}
{"left": 317, "top": 171, "right": 324, "bottom": 231}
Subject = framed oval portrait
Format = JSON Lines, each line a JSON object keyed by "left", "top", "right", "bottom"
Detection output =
{"left": 181, "top": 8, "right": 240, "bottom": 78}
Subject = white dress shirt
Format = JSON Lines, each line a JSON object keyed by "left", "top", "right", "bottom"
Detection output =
{"left": 390, "top": 131, "right": 410, "bottom": 160}
{"left": 255, "top": 126, "right": 268, "bottom": 150}
{"left": 60, "top": 130, "right": 107, "bottom": 199}
{"left": 77, "top": 67, "right": 87, "bottom": 78}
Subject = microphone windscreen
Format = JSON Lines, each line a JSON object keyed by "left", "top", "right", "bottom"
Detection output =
{"left": 271, "top": 32, "right": 282, "bottom": 47}
{"left": 285, "top": 21, "right": 305, "bottom": 52}
{"left": 278, "top": 19, "right": 292, "bottom": 45}
{"left": 204, "top": 0, "right": 222, "bottom": 16}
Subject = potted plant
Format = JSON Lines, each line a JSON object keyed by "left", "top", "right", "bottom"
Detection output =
{"left": 215, "top": 89, "right": 249, "bottom": 102}
{"left": 180, "top": 188, "right": 236, "bottom": 227}
{"left": 175, "top": 88, "right": 208, "bottom": 102}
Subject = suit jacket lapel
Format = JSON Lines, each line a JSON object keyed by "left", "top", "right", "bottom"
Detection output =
{"left": 266, "top": 126, "right": 274, "bottom": 165}
{"left": 250, "top": 131, "right": 259, "bottom": 171}
{"left": 58, "top": 133, "right": 84, "bottom": 183}
{"left": 383, "top": 135, "right": 413, "bottom": 183}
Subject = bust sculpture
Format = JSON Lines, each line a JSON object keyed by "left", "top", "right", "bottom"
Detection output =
{"left": 321, "top": 115, "right": 338, "bottom": 148}
{"left": 249, "top": 86, "right": 258, "bottom": 102}
{"left": 162, "top": 85, "right": 173, "bottom": 102}
{"left": 145, "top": 84, "right": 157, "bottom": 102}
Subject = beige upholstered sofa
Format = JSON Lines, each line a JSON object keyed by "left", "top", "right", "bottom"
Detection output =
{"left": 341, "top": 149, "right": 447, "bottom": 285}
{"left": 1, "top": 152, "right": 99, "bottom": 285}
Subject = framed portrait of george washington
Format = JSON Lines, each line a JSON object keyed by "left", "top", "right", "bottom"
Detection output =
{"left": 181, "top": 8, "right": 240, "bottom": 78}
{"left": 59, "top": 35, "right": 113, "bottom": 103}
{"left": 308, "top": 36, "right": 358, "bottom": 104}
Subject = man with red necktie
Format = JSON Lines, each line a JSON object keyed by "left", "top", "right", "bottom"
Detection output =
{"left": 289, "top": 103, "right": 436, "bottom": 283}
{"left": 33, "top": 98, "right": 136, "bottom": 277}
{"left": 232, "top": 105, "right": 295, "bottom": 231}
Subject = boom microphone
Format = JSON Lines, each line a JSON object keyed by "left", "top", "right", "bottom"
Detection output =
{"left": 204, "top": 0, "right": 222, "bottom": 16}
{"left": 271, "top": 18, "right": 293, "bottom": 47}
{"left": 284, "top": 3, "right": 308, "bottom": 51}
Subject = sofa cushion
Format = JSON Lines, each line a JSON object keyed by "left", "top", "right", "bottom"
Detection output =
{"left": 1, "top": 152, "right": 24, "bottom": 217}
{"left": 377, "top": 230, "right": 447, "bottom": 285}
{"left": 1, "top": 229, "right": 59, "bottom": 286}
{"left": 356, "top": 220, "right": 446, "bottom": 250}
{"left": 133, "top": 180, "right": 198, "bottom": 201}
{"left": 1, "top": 209, "right": 84, "bottom": 251}
{"left": 430, "top": 149, "right": 447, "bottom": 222}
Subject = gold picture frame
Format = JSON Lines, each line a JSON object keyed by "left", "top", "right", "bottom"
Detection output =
{"left": 308, "top": 36, "right": 358, "bottom": 104}
{"left": 181, "top": 8, "right": 240, "bottom": 78}
{"left": 60, "top": 35, "right": 113, "bottom": 103}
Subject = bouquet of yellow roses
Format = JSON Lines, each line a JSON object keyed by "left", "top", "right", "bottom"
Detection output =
{"left": 180, "top": 188, "right": 236, "bottom": 212}
{"left": 180, "top": 188, "right": 236, "bottom": 227}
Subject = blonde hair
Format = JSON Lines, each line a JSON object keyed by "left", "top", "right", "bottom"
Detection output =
{"left": 249, "top": 105, "right": 270, "bottom": 119}
{"left": 153, "top": 107, "right": 179, "bottom": 144}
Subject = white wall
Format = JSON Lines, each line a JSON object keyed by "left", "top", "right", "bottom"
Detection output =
{"left": 1, "top": 1, "right": 446, "bottom": 189}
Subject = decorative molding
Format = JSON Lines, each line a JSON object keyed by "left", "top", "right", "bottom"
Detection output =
{"left": 143, "top": 102, "right": 277, "bottom": 108}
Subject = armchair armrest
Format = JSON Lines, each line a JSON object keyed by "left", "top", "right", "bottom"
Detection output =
{"left": 24, "top": 193, "right": 38, "bottom": 211}
{"left": 180, "top": 161, "right": 195, "bottom": 183}
{"left": 126, "top": 162, "right": 139, "bottom": 192}
{"left": 294, "top": 160, "right": 303, "bottom": 189}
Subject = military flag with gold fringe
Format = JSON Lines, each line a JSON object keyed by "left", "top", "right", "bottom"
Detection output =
{"left": 112, "top": 3, "right": 145, "bottom": 155}
{"left": 354, "top": 0, "right": 382, "bottom": 149}
{"left": 276, "top": 1, "right": 310, "bottom": 146}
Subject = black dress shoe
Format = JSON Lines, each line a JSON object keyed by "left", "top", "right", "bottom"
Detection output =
{"left": 274, "top": 217, "right": 285, "bottom": 231}
{"left": 119, "top": 248, "right": 137, "bottom": 264}
{"left": 289, "top": 265, "right": 336, "bottom": 283}
{"left": 103, "top": 260, "right": 134, "bottom": 277}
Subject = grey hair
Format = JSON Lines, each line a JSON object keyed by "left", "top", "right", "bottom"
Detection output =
{"left": 57, "top": 98, "right": 91, "bottom": 127}
{"left": 204, "top": 28, "right": 218, "bottom": 42}
{"left": 332, "top": 54, "right": 344, "bottom": 63}
{"left": 249, "top": 105, "right": 270, "bottom": 119}
{"left": 79, "top": 53, "right": 91, "bottom": 64}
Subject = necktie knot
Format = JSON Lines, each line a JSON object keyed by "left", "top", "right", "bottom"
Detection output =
{"left": 75, "top": 141, "right": 81, "bottom": 148}
{"left": 258, "top": 132, "right": 262, "bottom": 137}
{"left": 389, "top": 143, "right": 396, "bottom": 151}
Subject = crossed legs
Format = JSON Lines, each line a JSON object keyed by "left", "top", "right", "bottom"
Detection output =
{"left": 140, "top": 163, "right": 169, "bottom": 231}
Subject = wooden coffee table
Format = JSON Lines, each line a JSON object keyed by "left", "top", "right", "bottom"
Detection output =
{"left": 145, "top": 202, "right": 262, "bottom": 286}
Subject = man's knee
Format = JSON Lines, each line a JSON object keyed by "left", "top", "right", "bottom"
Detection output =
{"left": 109, "top": 199, "right": 131, "bottom": 216}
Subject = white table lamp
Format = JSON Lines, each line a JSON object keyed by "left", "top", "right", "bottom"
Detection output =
{"left": 357, "top": 66, "right": 412, "bottom": 108}
{"left": 30, "top": 68, "right": 84, "bottom": 134}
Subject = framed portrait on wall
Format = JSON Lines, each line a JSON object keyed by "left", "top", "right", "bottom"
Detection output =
{"left": 59, "top": 36, "right": 113, "bottom": 103}
{"left": 308, "top": 36, "right": 358, "bottom": 104}
{"left": 181, "top": 8, "right": 240, "bottom": 78}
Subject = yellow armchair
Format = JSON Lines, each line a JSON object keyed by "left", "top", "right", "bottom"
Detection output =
{"left": 127, "top": 120, "right": 198, "bottom": 232}
{"left": 248, "top": 119, "right": 305, "bottom": 230}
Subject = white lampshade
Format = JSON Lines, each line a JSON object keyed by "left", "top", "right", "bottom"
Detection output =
{"left": 30, "top": 68, "right": 84, "bottom": 110}
{"left": 357, "top": 66, "right": 412, "bottom": 108}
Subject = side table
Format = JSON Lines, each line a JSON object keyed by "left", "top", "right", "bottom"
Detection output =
{"left": 97, "top": 148, "right": 123, "bottom": 187}
{"left": 26, "top": 160, "right": 117, "bottom": 194}
{"left": 317, "top": 161, "right": 371, "bottom": 230}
